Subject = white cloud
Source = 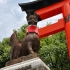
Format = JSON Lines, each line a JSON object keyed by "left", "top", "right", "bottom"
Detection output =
{"left": 30, "top": 0, "right": 36, "bottom": 2}
{"left": 0, "top": 6, "right": 27, "bottom": 42}
{"left": 0, "top": 21, "right": 3, "bottom": 25}
{"left": 11, "top": 6, "right": 23, "bottom": 15}
{"left": 38, "top": 14, "right": 63, "bottom": 28}
{"left": 0, "top": 0, "right": 8, "bottom": 4}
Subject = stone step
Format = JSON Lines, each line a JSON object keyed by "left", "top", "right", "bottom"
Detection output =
{"left": 0, "top": 57, "right": 50, "bottom": 70}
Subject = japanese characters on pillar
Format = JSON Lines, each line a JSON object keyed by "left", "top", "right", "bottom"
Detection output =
{"left": 62, "top": 2, "right": 70, "bottom": 59}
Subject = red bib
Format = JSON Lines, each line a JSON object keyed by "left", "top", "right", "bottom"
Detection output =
{"left": 26, "top": 25, "right": 39, "bottom": 34}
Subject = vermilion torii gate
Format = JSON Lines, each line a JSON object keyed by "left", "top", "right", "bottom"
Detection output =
{"left": 19, "top": 0, "right": 70, "bottom": 59}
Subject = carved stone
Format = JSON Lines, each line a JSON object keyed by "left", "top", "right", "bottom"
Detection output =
{"left": 1, "top": 56, "right": 50, "bottom": 70}
{"left": 10, "top": 14, "right": 40, "bottom": 60}
{"left": 5, "top": 53, "right": 38, "bottom": 66}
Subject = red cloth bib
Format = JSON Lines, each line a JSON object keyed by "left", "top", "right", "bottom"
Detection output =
{"left": 26, "top": 25, "right": 39, "bottom": 34}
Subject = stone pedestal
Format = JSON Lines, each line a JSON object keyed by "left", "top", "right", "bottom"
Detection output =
{"left": 6, "top": 53, "right": 38, "bottom": 66}
{"left": 0, "top": 53, "right": 50, "bottom": 70}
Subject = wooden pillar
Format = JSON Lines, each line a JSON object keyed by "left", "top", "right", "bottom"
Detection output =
{"left": 62, "top": 3, "right": 70, "bottom": 59}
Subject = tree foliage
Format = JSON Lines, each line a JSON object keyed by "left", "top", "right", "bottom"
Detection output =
{"left": 0, "top": 24, "right": 70, "bottom": 70}
{"left": 0, "top": 38, "right": 11, "bottom": 68}
{"left": 39, "top": 31, "right": 70, "bottom": 70}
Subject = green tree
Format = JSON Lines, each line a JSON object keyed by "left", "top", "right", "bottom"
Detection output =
{"left": 39, "top": 31, "right": 70, "bottom": 70}
{"left": 0, "top": 38, "right": 11, "bottom": 68}
{"left": 17, "top": 24, "right": 28, "bottom": 41}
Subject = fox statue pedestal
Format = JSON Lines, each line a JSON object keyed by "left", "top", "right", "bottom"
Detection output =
{"left": 5, "top": 53, "right": 38, "bottom": 66}
{"left": 0, "top": 53, "right": 50, "bottom": 70}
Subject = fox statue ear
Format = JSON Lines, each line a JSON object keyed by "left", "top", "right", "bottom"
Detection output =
{"left": 34, "top": 12, "right": 38, "bottom": 20}
{"left": 26, "top": 13, "right": 31, "bottom": 20}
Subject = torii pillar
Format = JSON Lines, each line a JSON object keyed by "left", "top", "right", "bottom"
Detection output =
{"left": 62, "top": 2, "right": 70, "bottom": 58}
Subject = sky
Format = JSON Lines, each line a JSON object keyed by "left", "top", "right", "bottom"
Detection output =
{"left": 0, "top": 0, "right": 63, "bottom": 42}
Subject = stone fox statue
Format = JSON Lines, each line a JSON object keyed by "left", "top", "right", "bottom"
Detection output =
{"left": 10, "top": 13, "right": 40, "bottom": 60}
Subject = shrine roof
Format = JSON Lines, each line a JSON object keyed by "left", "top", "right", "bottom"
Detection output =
{"left": 18, "top": 0, "right": 62, "bottom": 14}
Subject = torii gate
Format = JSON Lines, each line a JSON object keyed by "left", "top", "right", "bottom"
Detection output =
{"left": 19, "top": 0, "right": 70, "bottom": 59}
